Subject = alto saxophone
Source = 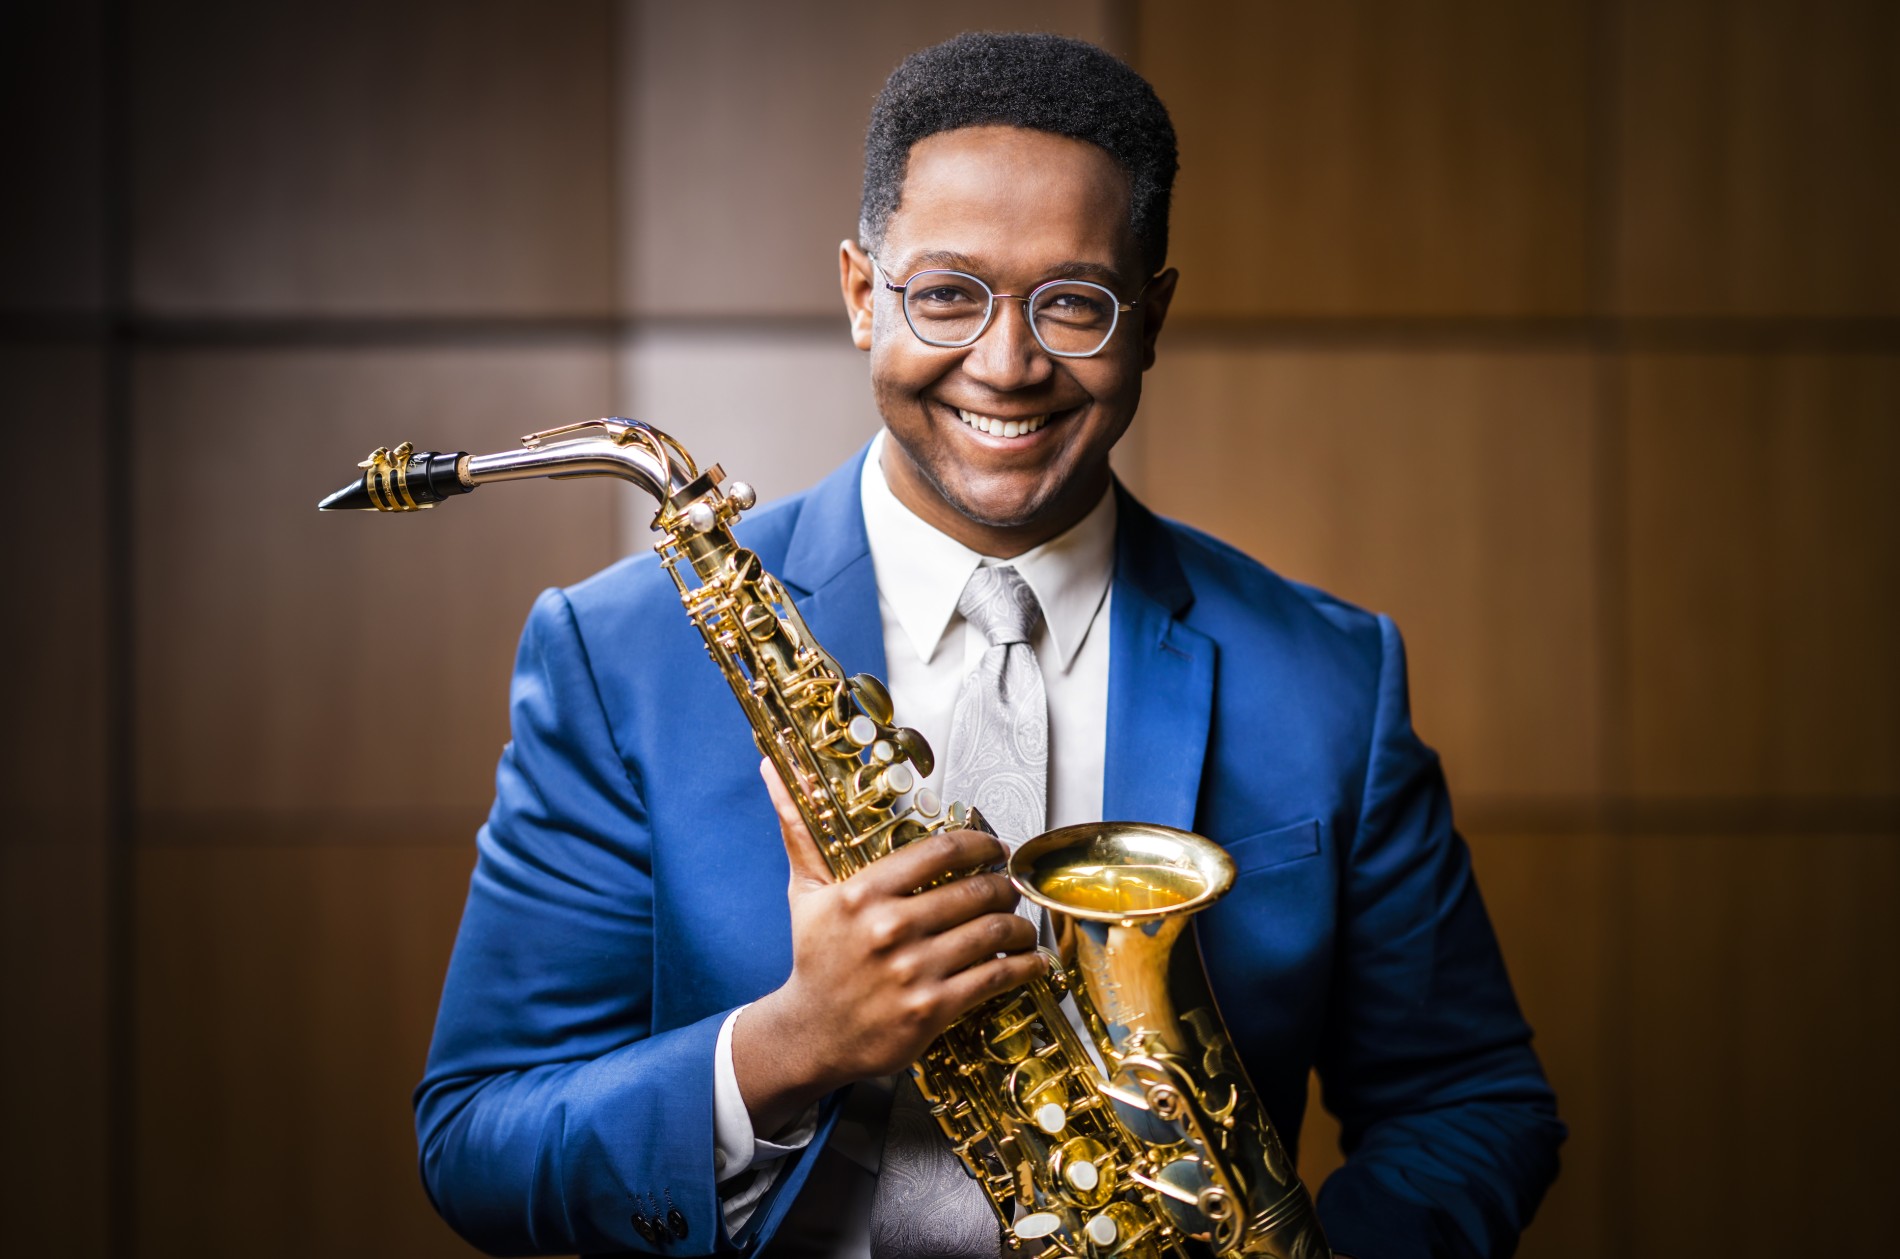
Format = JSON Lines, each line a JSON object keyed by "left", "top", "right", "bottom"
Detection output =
{"left": 322, "top": 418, "right": 1330, "bottom": 1259}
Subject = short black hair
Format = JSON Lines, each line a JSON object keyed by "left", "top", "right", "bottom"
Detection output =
{"left": 860, "top": 32, "right": 1178, "bottom": 278}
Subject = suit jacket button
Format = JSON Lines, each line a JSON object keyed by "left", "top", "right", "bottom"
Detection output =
{"left": 631, "top": 1211, "right": 658, "bottom": 1244}
{"left": 667, "top": 1207, "right": 688, "bottom": 1239}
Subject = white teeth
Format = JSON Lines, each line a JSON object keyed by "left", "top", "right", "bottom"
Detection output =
{"left": 956, "top": 408, "right": 1048, "bottom": 437}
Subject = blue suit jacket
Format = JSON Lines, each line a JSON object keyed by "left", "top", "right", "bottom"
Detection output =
{"left": 416, "top": 447, "right": 1564, "bottom": 1259}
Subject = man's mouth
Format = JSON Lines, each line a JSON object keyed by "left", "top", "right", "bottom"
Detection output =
{"left": 955, "top": 407, "right": 1050, "bottom": 438}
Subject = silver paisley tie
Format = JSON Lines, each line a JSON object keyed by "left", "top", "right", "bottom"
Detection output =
{"left": 870, "top": 564, "right": 1048, "bottom": 1259}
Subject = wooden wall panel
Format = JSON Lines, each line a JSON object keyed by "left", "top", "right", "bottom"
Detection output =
{"left": 1295, "top": 1072, "right": 1345, "bottom": 1200}
{"left": 1624, "top": 353, "right": 1900, "bottom": 799}
{"left": 0, "top": 842, "right": 110, "bottom": 1257}
{"left": 132, "top": 345, "right": 619, "bottom": 817}
{"left": 1616, "top": 0, "right": 1900, "bottom": 317}
{"left": 130, "top": 0, "right": 615, "bottom": 317}
{"left": 1622, "top": 833, "right": 1900, "bottom": 1255}
{"left": 134, "top": 839, "right": 482, "bottom": 1259}
{"left": 0, "top": 0, "right": 106, "bottom": 314}
{"left": 1126, "top": 347, "right": 1601, "bottom": 803}
{"left": 0, "top": 345, "right": 110, "bottom": 1255}
{"left": 617, "top": 327, "right": 879, "bottom": 549}
{"left": 1139, "top": 0, "right": 1595, "bottom": 318}
{"left": 621, "top": 0, "right": 1116, "bottom": 317}
{"left": 1466, "top": 831, "right": 1613, "bottom": 1259}
{"left": 0, "top": 345, "right": 109, "bottom": 840}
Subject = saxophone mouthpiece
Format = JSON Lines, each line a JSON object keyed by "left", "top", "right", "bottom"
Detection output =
{"left": 317, "top": 479, "right": 378, "bottom": 512}
{"left": 318, "top": 442, "right": 473, "bottom": 512}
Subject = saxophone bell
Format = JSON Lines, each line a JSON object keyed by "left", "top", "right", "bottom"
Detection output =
{"left": 1012, "top": 823, "right": 1330, "bottom": 1259}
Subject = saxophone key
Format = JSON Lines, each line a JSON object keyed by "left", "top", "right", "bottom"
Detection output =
{"left": 978, "top": 997, "right": 1038, "bottom": 1063}
{"left": 1007, "top": 1056, "right": 1072, "bottom": 1133}
{"left": 1015, "top": 1212, "right": 1065, "bottom": 1242}
{"left": 846, "top": 673, "right": 894, "bottom": 724}
{"left": 1083, "top": 1204, "right": 1159, "bottom": 1259}
{"left": 1051, "top": 1136, "right": 1114, "bottom": 1207}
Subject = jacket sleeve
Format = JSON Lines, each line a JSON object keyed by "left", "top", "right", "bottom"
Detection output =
{"left": 413, "top": 588, "right": 830, "bottom": 1256}
{"left": 1313, "top": 616, "right": 1567, "bottom": 1259}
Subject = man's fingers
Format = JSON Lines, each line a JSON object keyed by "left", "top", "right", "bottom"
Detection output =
{"left": 934, "top": 950, "right": 1049, "bottom": 1023}
{"left": 853, "top": 826, "right": 1008, "bottom": 897}
{"left": 899, "top": 871, "right": 1022, "bottom": 939}
{"left": 928, "top": 910, "right": 1040, "bottom": 975}
{"left": 759, "top": 759, "right": 834, "bottom": 888}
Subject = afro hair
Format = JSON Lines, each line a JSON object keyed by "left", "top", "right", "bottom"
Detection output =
{"left": 859, "top": 32, "right": 1178, "bottom": 277}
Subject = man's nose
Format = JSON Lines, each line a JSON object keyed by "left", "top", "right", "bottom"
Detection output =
{"left": 959, "top": 297, "right": 1054, "bottom": 391}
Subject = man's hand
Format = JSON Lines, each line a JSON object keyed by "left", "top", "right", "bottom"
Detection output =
{"left": 731, "top": 760, "right": 1045, "bottom": 1136}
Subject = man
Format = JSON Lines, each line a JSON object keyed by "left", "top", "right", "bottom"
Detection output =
{"left": 416, "top": 33, "right": 1563, "bottom": 1259}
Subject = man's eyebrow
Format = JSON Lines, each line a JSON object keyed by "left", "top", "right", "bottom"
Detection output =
{"left": 1039, "top": 260, "right": 1131, "bottom": 289}
{"left": 898, "top": 250, "right": 1130, "bottom": 291}
{"left": 902, "top": 249, "right": 986, "bottom": 274}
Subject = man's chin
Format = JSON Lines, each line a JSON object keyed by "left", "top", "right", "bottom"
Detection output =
{"left": 934, "top": 479, "right": 1057, "bottom": 533}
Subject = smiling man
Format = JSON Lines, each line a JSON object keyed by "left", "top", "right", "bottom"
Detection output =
{"left": 416, "top": 32, "right": 1563, "bottom": 1259}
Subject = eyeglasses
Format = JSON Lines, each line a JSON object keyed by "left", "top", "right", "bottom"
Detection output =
{"left": 870, "top": 256, "right": 1140, "bottom": 359}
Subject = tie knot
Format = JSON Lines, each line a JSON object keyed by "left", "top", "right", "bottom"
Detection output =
{"left": 958, "top": 564, "right": 1042, "bottom": 646}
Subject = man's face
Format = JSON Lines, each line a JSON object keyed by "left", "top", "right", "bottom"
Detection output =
{"left": 841, "top": 125, "right": 1177, "bottom": 557}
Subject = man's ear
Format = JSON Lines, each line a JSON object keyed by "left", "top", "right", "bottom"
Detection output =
{"left": 1138, "top": 267, "right": 1179, "bottom": 372}
{"left": 840, "top": 240, "right": 876, "bottom": 351}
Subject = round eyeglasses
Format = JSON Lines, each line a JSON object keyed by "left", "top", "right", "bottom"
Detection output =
{"left": 871, "top": 258, "right": 1139, "bottom": 359}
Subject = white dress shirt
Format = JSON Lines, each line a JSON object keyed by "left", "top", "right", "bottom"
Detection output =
{"left": 707, "top": 432, "right": 1118, "bottom": 1245}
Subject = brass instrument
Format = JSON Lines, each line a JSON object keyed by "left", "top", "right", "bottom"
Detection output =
{"left": 321, "top": 418, "right": 1329, "bottom": 1259}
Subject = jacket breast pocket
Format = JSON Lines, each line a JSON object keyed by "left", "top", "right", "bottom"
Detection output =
{"left": 1220, "top": 818, "right": 1323, "bottom": 878}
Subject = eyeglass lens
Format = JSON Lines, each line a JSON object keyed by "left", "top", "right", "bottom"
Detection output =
{"left": 901, "top": 271, "right": 1120, "bottom": 356}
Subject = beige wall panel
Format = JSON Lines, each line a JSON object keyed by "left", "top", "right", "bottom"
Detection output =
{"left": 1617, "top": 0, "right": 1900, "bottom": 317}
{"left": 134, "top": 838, "right": 483, "bottom": 1258}
{"left": 621, "top": 0, "right": 1116, "bottom": 317}
{"left": 0, "top": 0, "right": 106, "bottom": 313}
{"left": 617, "top": 327, "right": 879, "bottom": 550}
{"left": 1623, "top": 833, "right": 1900, "bottom": 1254}
{"left": 1465, "top": 831, "right": 1611, "bottom": 1259}
{"left": 133, "top": 344, "right": 620, "bottom": 817}
{"left": 1140, "top": 0, "right": 1594, "bottom": 319}
{"left": 131, "top": 1, "right": 615, "bottom": 317}
{"left": 0, "top": 344, "right": 109, "bottom": 843}
{"left": 1126, "top": 347, "right": 1601, "bottom": 803}
{"left": 0, "top": 841, "right": 109, "bottom": 1257}
{"left": 1625, "top": 353, "right": 1900, "bottom": 799}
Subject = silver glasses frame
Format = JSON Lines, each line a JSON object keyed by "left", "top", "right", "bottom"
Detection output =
{"left": 869, "top": 256, "right": 1140, "bottom": 359}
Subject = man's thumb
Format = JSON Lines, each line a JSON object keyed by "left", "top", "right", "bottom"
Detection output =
{"left": 759, "top": 758, "right": 834, "bottom": 888}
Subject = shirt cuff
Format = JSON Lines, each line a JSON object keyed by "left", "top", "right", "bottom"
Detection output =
{"left": 712, "top": 1006, "right": 821, "bottom": 1234}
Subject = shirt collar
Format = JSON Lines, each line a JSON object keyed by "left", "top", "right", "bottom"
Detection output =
{"left": 859, "top": 430, "right": 1116, "bottom": 672}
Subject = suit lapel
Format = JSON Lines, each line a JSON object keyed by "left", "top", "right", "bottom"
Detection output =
{"left": 775, "top": 443, "right": 888, "bottom": 682}
{"left": 1103, "top": 486, "right": 1216, "bottom": 831}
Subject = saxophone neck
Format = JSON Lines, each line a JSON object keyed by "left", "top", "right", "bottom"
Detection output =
{"left": 316, "top": 417, "right": 739, "bottom": 519}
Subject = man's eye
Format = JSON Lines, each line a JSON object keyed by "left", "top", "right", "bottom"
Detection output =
{"left": 1041, "top": 291, "right": 1112, "bottom": 320}
{"left": 916, "top": 286, "right": 977, "bottom": 305}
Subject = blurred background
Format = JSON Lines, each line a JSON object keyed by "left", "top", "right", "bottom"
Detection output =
{"left": 1, "top": 1, "right": 1894, "bottom": 1256}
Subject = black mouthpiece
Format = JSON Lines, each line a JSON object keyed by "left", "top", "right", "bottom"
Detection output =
{"left": 318, "top": 448, "right": 472, "bottom": 512}
{"left": 318, "top": 479, "right": 379, "bottom": 511}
